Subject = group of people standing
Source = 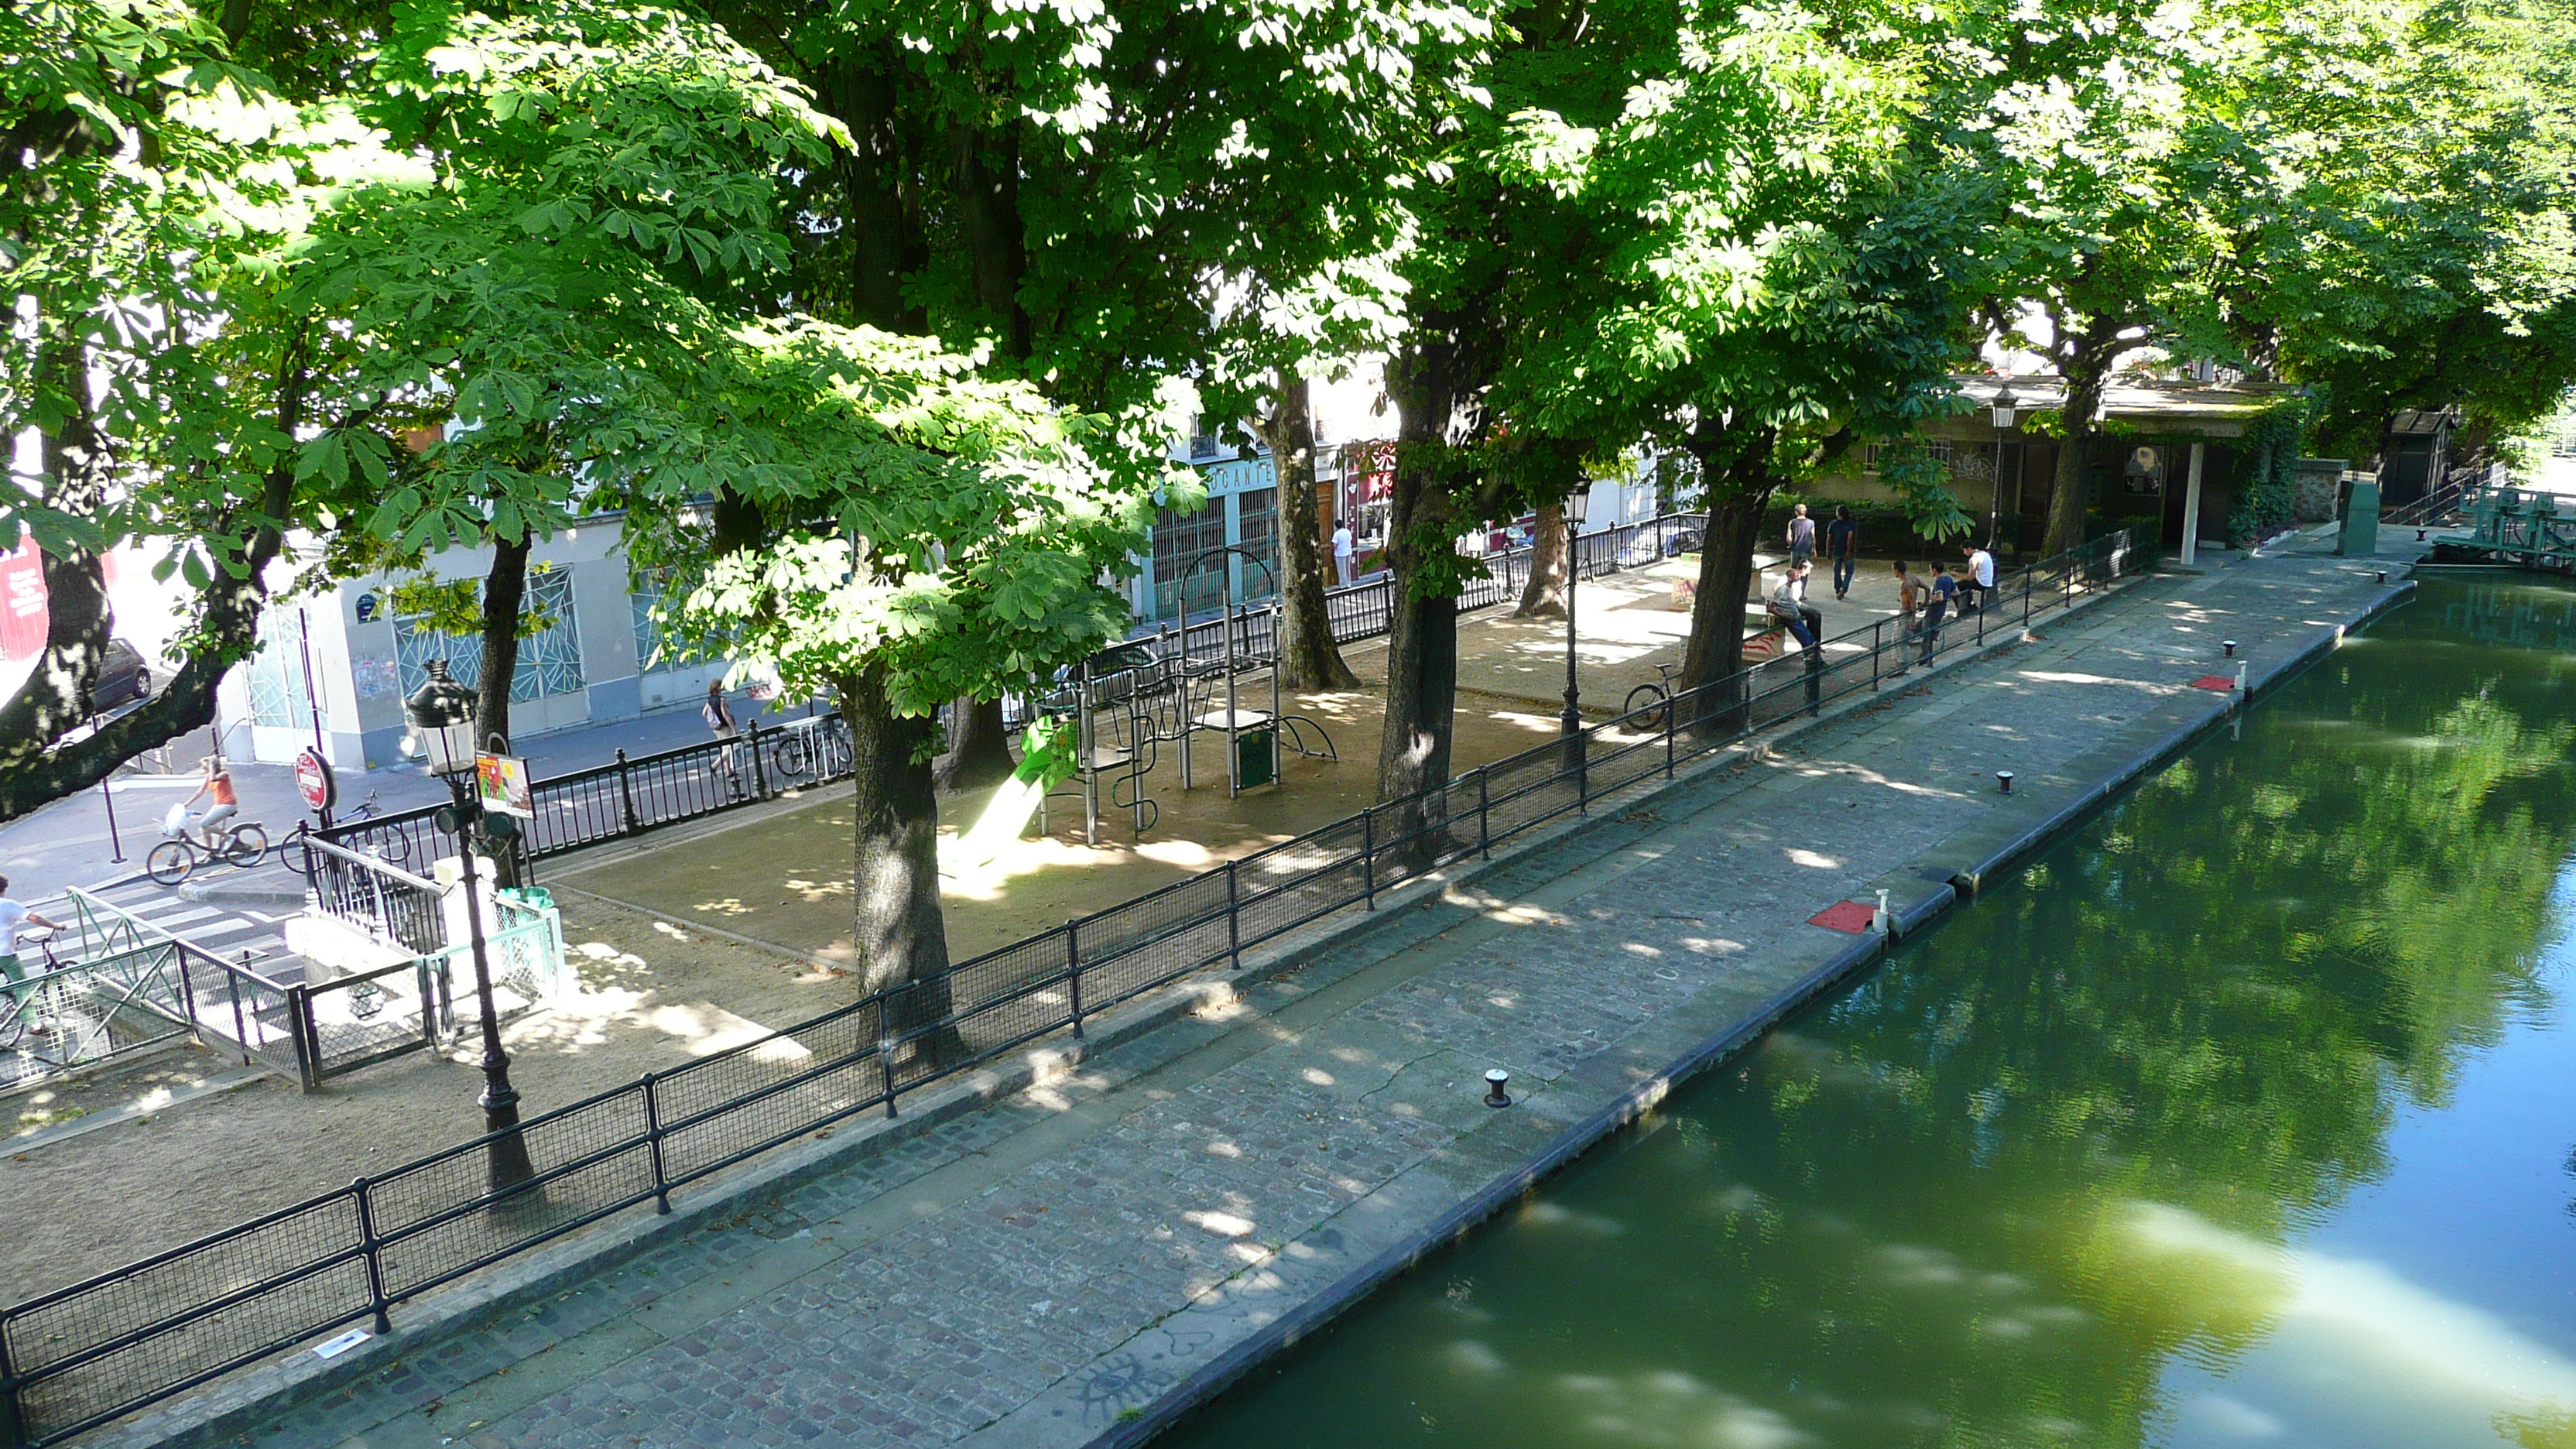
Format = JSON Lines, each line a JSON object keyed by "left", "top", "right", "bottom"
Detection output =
{"left": 1771, "top": 502, "right": 1999, "bottom": 667}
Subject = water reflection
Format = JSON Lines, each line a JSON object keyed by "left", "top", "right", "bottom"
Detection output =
{"left": 1159, "top": 575, "right": 2576, "bottom": 1449}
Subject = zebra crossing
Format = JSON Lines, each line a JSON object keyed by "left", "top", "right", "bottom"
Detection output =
{"left": 49, "top": 874, "right": 302, "bottom": 974}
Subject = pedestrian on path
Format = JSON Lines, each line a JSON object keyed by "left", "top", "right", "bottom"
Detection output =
{"left": 0, "top": 879, "right": 63, "bottom": 1031}
{"left": 1921, "top": 560, "right": 1956, "bottom": 664}
{"left": 1827, "top": 505, "right": 1858, "bottom": 600}
{"left": 1960, "top": 542, "right": 1996, "bottom": 612}
{"left": 182, "top": 755, "right": 238, "bottom": 848}
{"left": 703, "top": 680, "right": 742, "bottom": 800}
{"left": 1786, "top": 503, "right": 1815, "bottom": 570}
{"left": 1332, "top": 518, "right": 1356, "bottom": 587}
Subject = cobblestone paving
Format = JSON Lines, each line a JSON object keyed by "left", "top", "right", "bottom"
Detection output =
{"left": 155, "top": 543, "right": 2402, "bottom": 1449}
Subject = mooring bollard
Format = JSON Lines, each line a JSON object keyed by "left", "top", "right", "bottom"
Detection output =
{"left": 2222, "top": 639, "right": 2238, "bottom": 658}
{"left": 1874, "top": 888, "right": 1893, "bottom": 936}
{"left": 1996, "top": 769, "right": 2014, "bottom": 794}
{"left": 1484, "top": 1069, "right": 1512, "bottom": 1108}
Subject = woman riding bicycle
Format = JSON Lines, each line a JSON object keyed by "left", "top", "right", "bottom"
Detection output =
{"left": 183, "top": 755, "right": 239, "bottom": 848}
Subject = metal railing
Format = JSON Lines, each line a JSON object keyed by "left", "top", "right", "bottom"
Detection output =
{"left": 0, "top": 524, "right": 2150, "bottom": 1449}
{"left": 314, "top": 516, "right": 1708, "bottom": 870}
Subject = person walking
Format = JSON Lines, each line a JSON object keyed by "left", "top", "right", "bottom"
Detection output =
{"left": 1961, "top": 541, "right": 1996, "bottom": 612}
{"left": 182, "top": 755, "right": 238, "bottom": 849}
{"left": 1331, "top": 517, "right": 1356, "bottom": 587}
{"left": 1786, "top": 503, "right": 1815, "bottom": 574}
{"left": 1921, "top": 560, "right": 1956, "bottom": 664}
{"left": 703, "top": 680, "right": 743, "bottom": 799}
{"left": 0, "top": 879, "right": 63, "bottom": 1036}
{"left": 1827, "top": 505, "right": 1858, "bottom": 601}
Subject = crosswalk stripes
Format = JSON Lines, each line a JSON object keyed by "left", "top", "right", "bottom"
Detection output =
{"left": 49, "top": 875, "right": 299, "bottom": 971}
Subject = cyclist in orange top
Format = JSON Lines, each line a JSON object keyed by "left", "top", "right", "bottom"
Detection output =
{"left": 184, "top": 755, "right": 239, "bottom": 848}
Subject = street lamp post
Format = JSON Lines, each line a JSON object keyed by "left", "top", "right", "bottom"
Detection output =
{"left": 1558, "top": 481, "right": 1595, "bottom": 738}
{"left": 404, "top": 659, "right": 536, "bottom": 1197}
{"left": 1989, "top": 383, "right": 2020, "bottom": 557}
{"left": 1559, "top": 482, "right": 1593, "bottom": 774}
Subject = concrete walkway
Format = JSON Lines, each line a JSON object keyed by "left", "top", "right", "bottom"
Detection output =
{"left": 105, "top": 539, "right": 2412, "bottom": 1449}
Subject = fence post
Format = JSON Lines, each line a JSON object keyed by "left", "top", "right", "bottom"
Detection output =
{"left": 642, "top": 1073, "right": 672, "bottom": 1214}
{"left": 352, "top": 1178, "right": 393, "bottom": 1334}
{"left": 1361, "top": 808, "right": 1377, "bottom": 909}
{"left": 289, "top": 982, "right": 320, "bottom": 1091}
{"left": 879, "top": 1031, "right": 899, "bottom": 1119}
{"left": 225, "top": 966, "right": 252, "bottom": 1069}
{"left": 1872, "top": 620, "right": 1882, "bottom": 691}
{"left": 1225, "top": 862, "right": 1242, "bottom": 969}
{"left": 0, "top": 1321, "right": 25, "bottom": 1449}
{"left": 1478, "top": 768, "right": 1493, "bottom": 856}
{"left": 2023, "top": 567, "right": 2033, "bottom": 627}
{"left": 615, "top": 748, "right": 642, "bottom": 838}
{"left": 746, "top": 721, "right": 771, "bottom": 801}
{"left": 1065, "top": 920, "right": 1085, "bottom": 1040}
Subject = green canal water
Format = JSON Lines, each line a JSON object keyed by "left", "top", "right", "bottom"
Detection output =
{"left": 1161, "top": 573, "right": 2576, "bottom": 1449}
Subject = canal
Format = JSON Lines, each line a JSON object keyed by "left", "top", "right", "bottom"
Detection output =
{"left": 1158, "top": 572, "right": 2576, "bottom": 1449}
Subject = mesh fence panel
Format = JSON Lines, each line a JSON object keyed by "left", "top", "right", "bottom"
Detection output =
{"left": 1485, "top": 747, "right": 1580, "bottom": 844}
{"left": 12, "top": 1253, "right": 374, "bottom": 1444}
{"left": 300, "top": 963, "right": 432, "bottom": 1077}
{"left": 654, "top": 996, "right": 886, "bottom": 1129}
{"left": 659, "top": 1044, "right": 888, "bottom": 1187}
{"left": 1234, "top": 817, "right": 1367, "bottom": 947}
{"left": 369, "top": 1088, "right": 655, "bottom": 1300}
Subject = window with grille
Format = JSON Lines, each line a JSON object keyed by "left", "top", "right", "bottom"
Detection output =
{"left": 630, "top": 570, "right": 723, "bottom": 674}
{"left": 245, "top": 609, "right": 316, "bottom": 728}
{"left": 395, "top": 568, "right": 585, "bottom": 704}
{"left": 1236, "top": 487, "right": 1279, "bottom": 600}
{"left": 1149, "top": 499, "right": 1228, "bottom": 621}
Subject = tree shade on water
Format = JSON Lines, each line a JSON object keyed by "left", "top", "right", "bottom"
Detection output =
{"left": 1157, "top": 573, "right": 2576, "bottom": 1449}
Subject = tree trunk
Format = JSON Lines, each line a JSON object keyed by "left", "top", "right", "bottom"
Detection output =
{"left": 1678, "top": 430, "right": 1778, "bottom": 738}
{"left": 0, "top": 334, "right": 117, "bottom": 770}
{"left": 1252, "top": 369, "right": 1358, "bottom": 690}
{"left": 840, "top": 664, "right": 960, "bottom": 1061}
{"left": 2043, "top": 331, "right": 2121, "bottom": 557}
{"left": 823, "top": 49, "right": 927, "bottom": 334}
{"left": 473, "top": 534, "right": 533, "bottom": 886}
{"left": 936, "top": 696, "right": 1017, "bottom": 792}
{"left": 1514, "top": 502, "right": 1567, "bottom": 618}
{"left": 954, "top": 117, "right": 1031, "bottom": 361}
{"left": 1375, "top": 335, "right": 1476, "bottom": 808}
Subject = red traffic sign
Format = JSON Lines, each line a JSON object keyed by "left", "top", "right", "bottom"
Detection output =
{"left": 295, "top": 747, "right": 337, "bottom": 813}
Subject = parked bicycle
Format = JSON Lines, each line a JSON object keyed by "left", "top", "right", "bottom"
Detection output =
{"left": 0, "top": 925, "right": 63, "bottom": 1051}
{"left": 146, "top": 805, "right": 270, "bottom": 886}
{"left": 282, "top": 792, "right": 410, "bottom": 876}
{"left": 772, "top": 715, "right": 854, "bottom": 781}
{"left": 1622, "top": 661, "right": 1687, "bottom": 731}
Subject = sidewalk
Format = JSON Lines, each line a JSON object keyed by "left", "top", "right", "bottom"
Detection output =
{"left": 101, "top": 537, "right": 2416, "bottom": 1449}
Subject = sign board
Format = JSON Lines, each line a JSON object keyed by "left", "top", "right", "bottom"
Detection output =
{"left": 354, "top": 592, "right": 380, "bottom": 622}
{"left": 294, "top": 747, "right": 337, "bottom": 813}
{"left": 475, "top": 752, "right": 534, "bottom": 819}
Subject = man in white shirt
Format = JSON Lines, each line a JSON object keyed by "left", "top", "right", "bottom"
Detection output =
{"left": 0, "top": 877, "right": 63, "bottom": 1033}
{"left": 1331, "top": 519, "right": 1356, "bottom": 586}
{"left": 1961, "top": 543, "right": 1997, "bottom": 611}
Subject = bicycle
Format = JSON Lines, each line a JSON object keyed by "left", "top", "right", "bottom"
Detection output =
{"left": 282, "top": 792, "right": 411, "bottom": 876}
{"left": 1623, "top": 662, "right": 1686, "bottom": 731}
{"left": 772, "top": 715, "right": 853, "bottom": 781}
{"left": 0, "top": 926, "right": 64, "bottom": 1051}
{"left": 146, "top": 809, "right": 270, "bottom": 886}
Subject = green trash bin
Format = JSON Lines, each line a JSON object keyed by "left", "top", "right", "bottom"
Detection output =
{"left": 1236, "top": 726, "right": 1276, "bottom": 790}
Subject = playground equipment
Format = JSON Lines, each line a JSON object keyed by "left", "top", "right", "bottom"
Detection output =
{"left": 1035, "top": 546, "right": 1341, "bottom": 846}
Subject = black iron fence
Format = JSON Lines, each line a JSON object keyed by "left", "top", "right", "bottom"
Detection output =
{"left": 315, "top": 515, "right": 1708, "bottom": 871}
{"left": 0, "top": 526, "right": 2150, "bottom": 1449}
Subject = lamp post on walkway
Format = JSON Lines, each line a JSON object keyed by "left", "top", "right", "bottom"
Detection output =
{"left": 406, "top": 659, "right": 536, "bottom": 1196}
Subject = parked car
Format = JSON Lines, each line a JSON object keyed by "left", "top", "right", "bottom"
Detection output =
{"left": 1619, "top": 519, "right": 1704, "bottom": 566}
{"left": 91, "top": 639, "right": 152, "bottom": 711}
